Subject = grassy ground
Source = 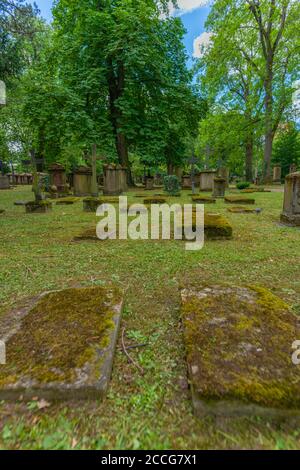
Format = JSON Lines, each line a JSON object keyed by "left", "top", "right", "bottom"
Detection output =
{"left": 0, "top": 186, "right": 300, "bottom": 450}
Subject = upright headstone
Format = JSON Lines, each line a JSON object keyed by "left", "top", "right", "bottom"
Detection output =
{"left": 144, "top": 176, "right": 154, "bottom": 190}
{"left": 273, "top": 165, "right": 282, "bottom": 183}
{"left": 213, "top": 176, "right": 226, "bottom": 198}
{"left": 218, "top": 167, "right": 229, "bottom": 188}
{"left": 182, "top": 175, "right": 192, "bottom": 189}
{"left": 281, "top": 172, "right": 300, "bottom": 226}
{"left": 199, "top": 170, "right": 217, "bottom": 192}
{"left": 103, "top": 165, "right": 127, "bottom": 195}
{"left": 73, "top": 166, "right": 92, "bottom": 197}
{"left": 49, "top": 163, "right": 67, "bottom": 193}
{"left": 290, "top": 164, "right": 297, "bottom": 174}
{"left": 0, "top": 175, "right": 10, "bottom": 190}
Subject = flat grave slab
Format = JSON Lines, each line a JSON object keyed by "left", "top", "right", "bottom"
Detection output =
{"left": 0, "top": 286, "right": 123, "bottom": 401}
{"left": 225, "top": 196, "right": 255, "bottom": 205}
{"left": 191, "top": 195, "right": 216, "bottom": 204}
{"left": 227, "top": 206, "right": 258, "bottom": 214}
{"left": 181, "top": 285, "right": 300, "bottom": 418}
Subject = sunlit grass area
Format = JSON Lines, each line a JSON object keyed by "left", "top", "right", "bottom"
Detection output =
{"left": 0, "top": 186, "right": 300, "bottom": 450}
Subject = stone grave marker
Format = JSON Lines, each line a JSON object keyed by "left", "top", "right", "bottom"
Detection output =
{"left": 181, "top": 285, "right": 300, "bottom": 418}
{"left": 0, "top": 286, "right": 124, "bottom": 401}
{"left": 281, "top": 172, "right": 300, "bottom": 226}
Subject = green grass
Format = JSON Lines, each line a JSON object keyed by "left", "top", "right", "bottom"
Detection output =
{"left": 0, "top": 186, "right": 300, "bottom": 449}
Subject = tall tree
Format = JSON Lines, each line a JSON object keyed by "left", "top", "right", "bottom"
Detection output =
{"left": 49, "top": 0, "right": 198, "bottom": 175}
{"left": 201, "top": 0, "right": 300, "bottom": 182}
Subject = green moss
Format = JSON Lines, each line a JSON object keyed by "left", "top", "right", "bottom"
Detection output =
{"left": 227, "top": 206, "right": 257, "bottom": 214}
{"left": 143, "top": 197, "right": 167, "bottom": 204}
{"left": 56, "top": 197, "right": 79, "bottom": 205}
{"left": 225, "top": 196, "right": 255, "bottom": 205}
{"left": 0, "top": 286, "right": 122, "bottom": 386}
{"left": 192, "top": 195, "right": 216, "bottom": 204}
{"left": 240, "top": 188, "right": 256, "bottom": 193}
{"left": 182, "top": 285, "right": 300, "bottom": 409}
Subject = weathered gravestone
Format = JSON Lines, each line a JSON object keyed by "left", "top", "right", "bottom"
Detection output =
{"left": 191, "top": 195, "right": 216, "bottom": 204}
{"left": 281, "top": 172, "right": 300, "bottom": 226}
{"left": 218, "top": 167, "right": 229, "bottom": 188}
{"left": 49, "top": 163, "right": 67, "bottom": 194}
{"left": 144, "top": 176, "right": 154, "bottom": 191}
{"left": 225, "top": 195, "right": 255, "bottom": 205}
{"left": 73, "top": 166, "right": 93, "bottom": 197}
{"left": 212, "top": 176, "right": 226, "bottom": 198}
{"left": 0, "top": 175, "right": 10, "bottom": 190}
{"left": 181, "top": 285, "right": 300, "bottom": 418}
{"left": 273, "top": 165, "right": 282, "bottom": 184}
{"left": 199, "top": 170, "right": 217, "bottom": 192}
{"left": 182, "top": 175, "right": 192, "bottom": 189}
{"left": 0, "top": 286, "right": 124, "bottom": 401}
{"left": 103, "top": 165, "right": 127, "bottom": 195}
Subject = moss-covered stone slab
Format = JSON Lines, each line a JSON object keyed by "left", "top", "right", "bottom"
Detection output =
{"left": 56, "top": 197, "right": 79, "bottom": 205}
{"left": 14, "top": 201, "right": 28, "bottom": 206}
{"left": 143, "top": 196, "right": 167, "bottom": 204}
{"left": 192, "top": 195, "right": 216, "bottom": 204}
{"left": 0, "top": 286, "right": 124, "bottom": 401}
{"left": 182, "top": 211, "right": 233, "bottom": 240}
{"left": 25, "top": 200, "right": 53, "bottom": 214}
{"left": 240, "top": 188, "right": 256, "bottom": 193}
{"left": 227, "top": 206, "right": 257, "bottom": 214}
{"left": 225, "top": 196, "right": 255, "bottom": 205}
{"left": 181, "top": 285, "right": 300, "bottom": 418}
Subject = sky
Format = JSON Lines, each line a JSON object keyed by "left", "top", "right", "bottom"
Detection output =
{"left": 30, "top": 0, "right": 211, "bottom": 63}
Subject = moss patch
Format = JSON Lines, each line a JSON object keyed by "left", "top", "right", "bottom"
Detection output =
{"left": 143, "top": 196, "right": 167, "bottom": 205}
{"left": 225, "top": 196, "right": 255, "bottom": 205}
{"left": 56, "top": 197, "right": 79, "bottom": 205}
{"left": 181, "top": 285, "right": 300, "bottom": 411}
{"left": 182, "top": 211, "right": 233, "bottom": 240}
{"left": 0, "top": 286, "right": 123, "bottom": 388}
{"left": 240, "top": 189, "right": 256, "bottom": 193}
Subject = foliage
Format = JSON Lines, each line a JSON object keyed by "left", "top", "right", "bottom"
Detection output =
{"left": 163, "top": 175, "right": 181, "bottom": 196}
{"left": 236, "top": 181, "right": 251, "bottom": 190}
{"left": 198, "top": 0, "right": 300, "bottom": 181}
{"left": 273, "top": 124, "right": 300, "bottom": 178}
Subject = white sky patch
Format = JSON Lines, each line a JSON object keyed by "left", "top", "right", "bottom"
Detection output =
{"left": 169, "top": 0, "right": 210, "bottom": 16}
{"left": 193, "top": 31, "right": 212, "bottom": 58}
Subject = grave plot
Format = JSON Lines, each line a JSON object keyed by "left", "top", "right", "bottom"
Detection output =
{"left": 181, "top": 212, "right": 233, "bottom": 240}
{"left": 181, "top": 285, "right": 300, "bottom": 418}
{"left": 227, "top": 206, "right": 258, "bottom": 214}
{"left": 191, "top": 195, "right": 216, "bottom": 204}
{"left": 0, "top": 286, "right": 124, "bottom": 401}
{"left": 56, "top": 197, "right": 79, "bottom": 205}
{"left": 143, "top": 196, "right": 167, "bottom": 205}
{"left": 225, "top": 195, "right": 255, "bottom": 205}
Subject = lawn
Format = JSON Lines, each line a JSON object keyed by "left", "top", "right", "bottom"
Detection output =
{"left": 0, "top": 186, "right": 300, "bottom": 450}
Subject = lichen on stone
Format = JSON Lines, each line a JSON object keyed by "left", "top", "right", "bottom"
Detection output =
{"left": 181, "top": 285, "right": 300, "bottom": 410}
{"left": 225, "top": 196, "right": 255, "bottom": 205}
{"left": 0, "top": 286, "right": 122, "bottom": 387}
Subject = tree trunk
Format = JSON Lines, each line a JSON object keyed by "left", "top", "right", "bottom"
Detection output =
{"left": 245, "top": 130, "right": 254, "bottom": 182}
{"left": 107, "top": 58, "right": 133, "bottom": 186}
{"left": 263, "top": 65, "right": 274, "bottom": 184}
